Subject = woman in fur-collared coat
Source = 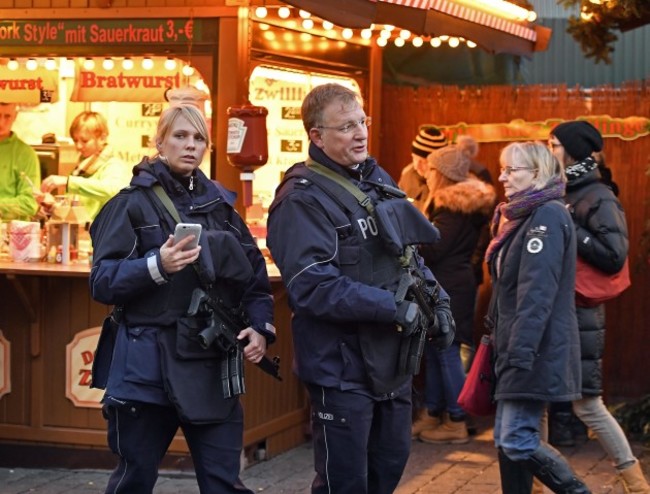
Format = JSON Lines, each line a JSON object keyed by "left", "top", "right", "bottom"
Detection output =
{"left": 413, "top": 145, "right": 496, "bottom": 444}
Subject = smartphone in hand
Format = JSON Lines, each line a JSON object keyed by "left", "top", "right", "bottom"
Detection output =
{"left": 173, "top": 223, "right": 202, "bottom": 250}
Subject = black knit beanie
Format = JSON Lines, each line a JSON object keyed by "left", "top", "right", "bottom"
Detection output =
{"left": 551, "top": 121, "right": 603, "bottom": 161}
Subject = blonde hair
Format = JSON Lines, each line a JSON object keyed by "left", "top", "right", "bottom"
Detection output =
{"left": 155, "top": 104, "right": 211, "bottom": 151}
{"left": 499, "top": 141, "right": 564, "bottom": 190}
{"left": 69, "top": 111, "right": 109, "bottom": 140}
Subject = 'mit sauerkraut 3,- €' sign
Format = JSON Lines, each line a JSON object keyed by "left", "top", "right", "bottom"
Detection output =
{"left": 0, "top": 19, "right": 203, "bottom": 46}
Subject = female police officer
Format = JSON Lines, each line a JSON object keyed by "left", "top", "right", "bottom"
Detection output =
{"left": 89, "top": 103, "right": 274, "bottom": 493}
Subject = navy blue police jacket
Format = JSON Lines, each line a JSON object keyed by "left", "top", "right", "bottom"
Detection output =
{"left": 267, "top": 146, "right": 446, "bottom": 396}
{"left": 89, "top": 157, "right": 274, "bottom": 407}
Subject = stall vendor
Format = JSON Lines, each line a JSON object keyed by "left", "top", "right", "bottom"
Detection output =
{"left": 0, "top": 102, "right": 40, "bottom": 221}
{"left": 39, "top": 111, "right": 131, "bottom": 219}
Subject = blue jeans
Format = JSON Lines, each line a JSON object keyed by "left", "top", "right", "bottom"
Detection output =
{"left": 494, "top": 399, "right": 546, "bottom": 461}
{"left": 423, "top": 341, "right": 466, "bottom": 418}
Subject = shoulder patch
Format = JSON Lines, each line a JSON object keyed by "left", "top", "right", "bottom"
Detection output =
{"left": 527, "top": 237, "right": 544, "bottom": 254}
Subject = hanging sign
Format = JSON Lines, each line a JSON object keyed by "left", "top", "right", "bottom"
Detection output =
{"left": 0, "top": 330, "right": 10, "bottom": 400}
{"left": 0, "top": 65, "right": 58, "bottom": 104}
{"left": 66, "top": 327, "right": 102, "bottom": 408}
{"left": 436, "top": 116, "right": 650, "bottom": 143}
{"left": 0, "top": 19, "right": 208, "bottom": 47}
{"left": 70, "top": 59, "right": 183, "bottom": 102}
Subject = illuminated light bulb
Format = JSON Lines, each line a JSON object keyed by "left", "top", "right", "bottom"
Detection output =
{"left": 589, "top": 0, "right": 602, "bottom": 4}
{"left": 61, "top": 58, "right": 76, "bottom": 77}
{"left": 377, "top": 37, "right": 387, "bottom": 47}
{"left": 83, "top": 58, "right": 95, "bottom": 70}
{"left": 182, "top": 64, "right": 195, "bottom": 76}
{"left": 278, "top": 7, "right": 290, "bottom": 19}
{"left": 399, "top": 29, "right": 411, "bottom": 40}
{"left": 142, "top": 57, "right": 154, "bottom": 70}
{"left": 45, "top": 58, "right": 57, "bottom": 70}
{"left": 412, "top": 37, "right": 423, "bottom": 47}
{"left": 448, "top": 37, "right": 460, "bottom": 48}
{"left": 580, "top": 10, "right": 594, "bottom": 20}
{"left": 394, "top": 37, "right": 405, "bottom": 47}
{"left": 283, "top": 32, "right": 294, "bottom": 41}
{"left": 300, "top": 32, "right": 312, "bottom": 41}
{"left": 26, "top": 58, "right": 38, "bottom": 71}
{"left": 361, "top": 29, "right": 372, "bottom": 40}
{"left": 440, "top": 35, "right": 449, "bottom": 41}
{"left": 430, "top": 37, "right": 442, "bottom": 48}
{"left": 195, "top": 79, "right": 207, "bottom": 92}
{"left": 7, "top": 59, "right": 19, "bottom": 71}
{"left": 527, "top": 11, "right": 537, "bottom": 22}
{"left": 380, "top": 29, "right": 391, "bottom": 39}
{"left": 302, "top": 19, "right": 314, "bottom": 30}
{"left": 164, "top": 58, "right": 177, "bottom": 71}
{"left": 341, "top": 28, "right": 353, "bottom": 39}
{"left": 467, "top": 40, "right": 477, "bottom": 48}
{"left": 298, "top": 9, "right": 310, "bottom": 18}
{"left": 384, "top": 24, "right": 395, "bottom": 31}
{"left": 102, "top": 58, "right": 115, "bottom": 70}
{"left": 259, "top": 23, "right": 270, "bottom": 31}
{"left": 122, "top": 58, "right": 134, "bottom": 70}
{"left": 254, "top": 6, "right": 267, "bottom": 18}
{"left": 322, "top": 21, "right": 334, "bottom": 31}
{"left": 263, "top": 30, "right": 276, "bottom": 40}
{"left": 337, "top": 40, "right": 346, "bottom": 49}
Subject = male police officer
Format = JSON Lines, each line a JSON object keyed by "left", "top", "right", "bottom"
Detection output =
{"left": 267, "top": 83, "right": 455, "bottom": 494}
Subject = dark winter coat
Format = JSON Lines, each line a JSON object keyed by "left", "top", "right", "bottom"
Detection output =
{"left": 566, "top": 169, "right": 628, "bottom": 396}
{"left": 489, "top": 200, "right": 582, "bottom": 402}
{"left": 418, "top": 178, "right": 496, "bottom": 345}
{"left": 267, "top": 154, "right": 444, "bottom": 396}
{"left": 90, "top": 157, "right": 274, "bottom": 418}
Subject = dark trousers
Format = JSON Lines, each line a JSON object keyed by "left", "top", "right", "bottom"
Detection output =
{"left": 306, "top": 384, "right": 412, "bottom": 494}
{"left": 103, "top": 400, "right": 251, "bottom": 494}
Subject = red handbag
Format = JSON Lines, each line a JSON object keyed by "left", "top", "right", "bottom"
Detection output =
{"left": 458, "top": 335, "right": 496, "bottom": 416}
{"left": 575, "top": 256, "right": 631, "bottom": 307}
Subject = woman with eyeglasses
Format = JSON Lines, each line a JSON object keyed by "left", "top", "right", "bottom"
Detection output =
{"left": 486, "top": 142, "right": 590, "bottom": 493}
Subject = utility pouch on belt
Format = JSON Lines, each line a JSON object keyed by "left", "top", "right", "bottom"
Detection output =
{"left": 91, "top": 307, "right": 122, "bottom": 390}
{"left": 157, "top": 325, "right": 237, "bottom": 424}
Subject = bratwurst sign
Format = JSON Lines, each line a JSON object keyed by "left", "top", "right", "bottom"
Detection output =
{"left": 0, "top": 18, "right": 203, "bottom": 45}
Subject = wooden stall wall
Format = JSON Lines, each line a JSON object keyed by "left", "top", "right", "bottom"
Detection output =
{"left": 378, "top": 82, "right": 650, "bottom": 402}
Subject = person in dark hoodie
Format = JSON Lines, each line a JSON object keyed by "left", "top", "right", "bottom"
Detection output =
{"left": 549, "top": 121, "right": 649, "bottom": 493}
{"left": 89, "top": 104, "right": 275, "bottom": 494}
{"left": 414, "top": 145, "right": 496, "bottom": 444}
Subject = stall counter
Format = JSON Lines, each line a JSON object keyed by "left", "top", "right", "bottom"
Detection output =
{"left": 0, "top": 260, "right": 306, "bottom": 467}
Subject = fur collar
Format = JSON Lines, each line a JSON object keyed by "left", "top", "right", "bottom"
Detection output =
{"left": 433, "top": 177, "right": 496, "bottom": 216}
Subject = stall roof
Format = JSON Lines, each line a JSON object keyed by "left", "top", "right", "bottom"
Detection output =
{"left": 280, "top": 0, "right": 551, "bottom": 57}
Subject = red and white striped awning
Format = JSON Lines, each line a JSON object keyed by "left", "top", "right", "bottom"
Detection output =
{"left": 280, "top": 0, "right": 550, "bottom": 56}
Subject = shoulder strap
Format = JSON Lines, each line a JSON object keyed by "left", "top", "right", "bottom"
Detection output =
{"left": 152, "top": 183, "right": 182, "bottom": 224}
{"left": 305, "top": 159, "right": 375, "bottom": 216}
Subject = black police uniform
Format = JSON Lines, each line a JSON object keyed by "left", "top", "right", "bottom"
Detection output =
{"left": 90, "top": 157, "right": 274, "bottom": 493}
{"left": 267, "top": 143, "right": 447, "bottom": 494}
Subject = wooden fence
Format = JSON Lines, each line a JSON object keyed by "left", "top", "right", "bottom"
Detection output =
{"left": 378, "top": 82, "right": 650, "bottom": 401}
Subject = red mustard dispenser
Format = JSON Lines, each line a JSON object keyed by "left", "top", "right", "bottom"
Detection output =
{"left": 226, "top": 102, "right": 269, "bottom": 207}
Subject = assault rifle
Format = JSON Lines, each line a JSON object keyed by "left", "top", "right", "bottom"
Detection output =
{"left": 187, "top": 288, "right": 282, "bottom": 398}
{"left": 394, "top": 270, "right": 446, "bottom": 375}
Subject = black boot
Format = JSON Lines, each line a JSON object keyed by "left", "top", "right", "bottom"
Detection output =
{"left": 549, "top": 411, "right": 576, "bottom": 447}
{"left": 522, "top": 443, "right": 591, "bottom": 493}
{"left": 498, "top": 448, "right": 533, "bottom": 494}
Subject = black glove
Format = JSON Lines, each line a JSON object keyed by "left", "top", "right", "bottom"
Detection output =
{"left": 430, "top": 299, "right": 455, "bottom": 350}
{"left": 394, "top": 300, "right": 421, "bottom": 337}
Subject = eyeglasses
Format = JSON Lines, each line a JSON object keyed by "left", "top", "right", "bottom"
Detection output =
{"left": 500, "top": 166, "right": 535, "bottom": 176}
{"left": 317, "top": 116, "right": 372, "bottom": 134}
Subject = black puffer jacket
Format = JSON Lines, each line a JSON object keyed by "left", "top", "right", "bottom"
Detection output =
{"left": 565, "top": 168, "right": 628, "bottom": 395}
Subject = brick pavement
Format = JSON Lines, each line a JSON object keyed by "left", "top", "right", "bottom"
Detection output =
{"left": 0, "top": 418, "right": 644, "bottom": 493}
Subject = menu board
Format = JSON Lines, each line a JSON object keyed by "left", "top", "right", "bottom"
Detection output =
{"left": 249, "top": 66, "right": 359, "bottom": 210}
